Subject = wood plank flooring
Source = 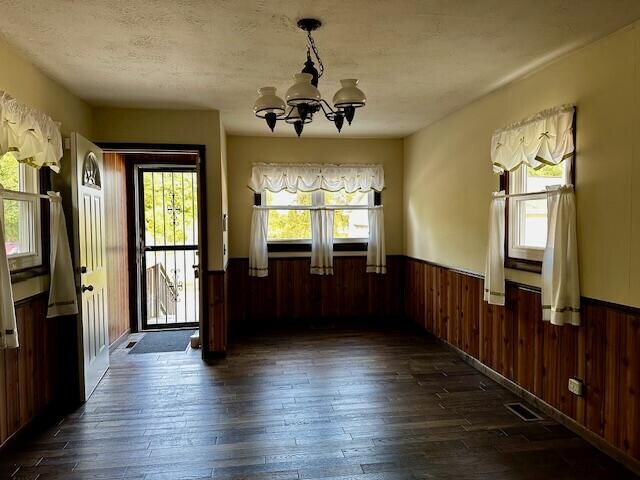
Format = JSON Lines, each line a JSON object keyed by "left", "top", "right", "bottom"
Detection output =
{"left": 0, "top": 325, "right": 637, "bottom": 479}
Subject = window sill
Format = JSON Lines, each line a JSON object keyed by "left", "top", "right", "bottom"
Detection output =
{"left": 10, "top": 265, "right": 49, "bottom": 284}
{"left": 267, "top": 242, "right": 367, "bottom": 253}
{"left": 505, "top": 257, "right": 542, "bottom": 274}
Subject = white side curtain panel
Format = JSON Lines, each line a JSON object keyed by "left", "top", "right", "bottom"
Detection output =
{"left": 249, "top": 163, "right": 385, "bottom": 193}
{"left": 542, "top": 185, "right": 580, "bottom": 326}
{"left": 248, "top": 207, "right": 269, "bottom": 277}
{"left": 491, "top": 104, "right": 575, "bottom": 174}
{"left": 0, "top": 91, "right": 63, "bottom": 172}
{"left": 0, "top": 208, "right": 18, "bottom": 349}
{"left": 47, "top": 192, "right": 78, "bottom": 318}
{"left": 311, "top": 209, "right": 334, "bottom": 275}
{"left": 483, "top": 193, "right": 506, "bottom": 306}
{"left": 366, "top": 207, "right": 386, "bottom": 274}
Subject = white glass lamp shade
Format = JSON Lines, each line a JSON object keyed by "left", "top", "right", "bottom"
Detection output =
{"left": 285, "top": 73, "right": 321, "bottom": 106}
{"left": 285, "top": 106, "right": 313, "bottom": 124}
{"left": 333, "top": 79, "right": 366, "bottom": 108}
{"left": 254, "top": 87, "right": 286, "bottom": 118}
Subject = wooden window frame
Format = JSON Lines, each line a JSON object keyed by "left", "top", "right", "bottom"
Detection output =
{"left": 254, "top": 191, "right": 381, "bottom": 254}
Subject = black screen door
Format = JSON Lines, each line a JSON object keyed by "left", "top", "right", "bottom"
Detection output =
{"left": 136, "top": 166, "right": 199, "bottom": 330}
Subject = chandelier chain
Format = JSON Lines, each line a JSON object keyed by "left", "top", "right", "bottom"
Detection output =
{"left": 307, "top": 32, "right": 324, "bottom": 78}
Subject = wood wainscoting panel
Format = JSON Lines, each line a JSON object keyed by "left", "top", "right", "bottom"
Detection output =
{"left": 404, "top": 256, "right": 640, "bottom": 469}
{"left": 103, "top": 152, "right": 130, "bottom": 346}
{"left": 227, "top": 256, "right": 403, "bottom": 331}
{"left": 0, "top": 295, "right": 77, "bottom": 449}
{"left": 206, "top": 270, "right": 228, "bottom": 355}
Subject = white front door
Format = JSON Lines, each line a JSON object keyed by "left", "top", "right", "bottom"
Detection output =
{"left": 71, "top": 132, "right": 110, "bottom": 401}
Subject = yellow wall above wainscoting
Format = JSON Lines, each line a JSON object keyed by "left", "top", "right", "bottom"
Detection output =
{"left": 0, "top": 35, "right": 93, "bottom": 299}
{"left": 404, "top": 21, "right": 640, "bottom": 308}
{"left": 92, "top": 107, "right": 227, "bottom": 271}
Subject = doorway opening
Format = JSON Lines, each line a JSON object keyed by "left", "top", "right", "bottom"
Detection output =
{"left": 100, "top": 145, "right": 208, "bottom": 340}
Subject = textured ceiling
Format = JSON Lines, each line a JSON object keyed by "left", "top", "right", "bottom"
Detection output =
{"left": 1, "top": 0, "right": 640, "bottom": 137}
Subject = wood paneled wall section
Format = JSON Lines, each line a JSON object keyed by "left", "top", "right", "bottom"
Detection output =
{"left": 103, "top": 152, "right": 130, "bottom": 346}
{"left": 0, "top": 296, "right": 77, "bottom": 448}
{"left": 404, "top": 257, "right": 640, "bottom": 465}
{"left": 206, "top": 270, "right": 228, "bottom": 354}
{"left": 227, "top": 256, "right": 403, "bottom": 329}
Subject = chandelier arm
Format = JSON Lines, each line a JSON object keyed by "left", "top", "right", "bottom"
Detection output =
{"left": 279, "top": 106, "right": 295, "bottom": 121}
{"left": 319, "top": 99, "right": 337, "bottom": 120}
{"left": 307, "top": 31, "right": 324, "bottom": 78}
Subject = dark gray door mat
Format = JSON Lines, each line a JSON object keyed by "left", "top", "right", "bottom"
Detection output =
{"left": 129, "top": 330, "right": 196, "bottom": 354}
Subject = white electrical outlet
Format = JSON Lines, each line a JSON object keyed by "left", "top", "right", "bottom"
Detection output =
{"left": 568, "top": 378, "right": 584, "bottom": 396}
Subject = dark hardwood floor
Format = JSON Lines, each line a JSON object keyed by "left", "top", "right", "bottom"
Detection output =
{"left": 0, "top": 324, "right": 637, "bottom": 479}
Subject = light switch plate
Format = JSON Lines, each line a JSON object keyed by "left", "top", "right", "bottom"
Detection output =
{"left": 568, "top": 378, "right": 584, "bottom": 396}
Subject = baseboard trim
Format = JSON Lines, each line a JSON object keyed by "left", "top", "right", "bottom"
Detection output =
{"left": 109, "top": 328, "right": 131, "bottom": 353}
{"left": 442, "top": 338, "right": 640, "bottom": 477}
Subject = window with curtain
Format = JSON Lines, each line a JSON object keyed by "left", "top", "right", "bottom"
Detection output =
{"left": 491, "top": 104, "right": 576, "bottom": 271}
{"left": 505, "top": 159, "right": 572, "bottom": 264}
{"left": 0, "top": 154, "right": 43, "bottom": 271}
{"left": 258, "top": 189, "right": 375, "bottom": 248}
{"left": 248, "top": 163, "right": 386, "bottom": 276}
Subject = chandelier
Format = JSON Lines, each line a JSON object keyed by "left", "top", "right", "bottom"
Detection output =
{"left": 253, "top": 18, "right": 367, "bottom": 137}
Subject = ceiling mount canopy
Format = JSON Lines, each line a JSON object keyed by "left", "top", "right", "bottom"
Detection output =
{"left": 253, "top": 18, "right": 367, "bottom": 137}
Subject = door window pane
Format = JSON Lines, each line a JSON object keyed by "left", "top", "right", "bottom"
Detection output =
{"left": 143, "top": 171, "right": 198, "bottom": 247}
{"left": 145, "top": 249, "right": 199, "bottom": 326}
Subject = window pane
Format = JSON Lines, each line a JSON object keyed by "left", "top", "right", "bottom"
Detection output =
{"left": 3, "top": 198, "right": 35, "bottom": 256}
{"left": 324, "top": 190, "right": 369, "bottom": 206}
{"left": 517, "top": 198, "right": 547, "bottom": 248}
{"left": 0, "top": 154, "right": 21, "bottom": 191}
{"left": 267, "top": 210, "right": 311, "bottom": 241}
{"left": 525, "top": 164, "right": 564, "bottom": 192}
{"left": 266, "top": 190, "right": 312, "bottom": 206}
{"left": 334, "top": 209, "right": 369, "bottom": 239}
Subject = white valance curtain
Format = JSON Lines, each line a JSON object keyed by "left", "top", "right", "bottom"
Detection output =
{"left": 542, "top": 186, "right": 580, "bottom": 326}
{"left": 483, "top": 193, "right": 506, "bottom": 306}
{"left": 310, "top": 210, "right": 334, "bottom": 275}
{"left": 491, "top": 104, "right": 575, "bottom": 174}
{"left": 248, "top": 163, "right": 385, "bottom": 193}
{"left": 249, "top": 208, "right": 269, "bottom": 277}
{"left": 0, "top": 92, "right": 63, "bottom": 172}
{"left": 47, "top": 192, "right": 78, "bottom": 318}
{"left": 366, "top": 207, "right": 386, "bottom": 274}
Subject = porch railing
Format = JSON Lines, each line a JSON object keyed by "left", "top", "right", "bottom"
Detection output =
{"left": 146, "top": 263, "right": 178, "bottom": 319}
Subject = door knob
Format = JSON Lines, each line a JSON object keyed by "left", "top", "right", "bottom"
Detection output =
{"left": 81, "top": 284, "right": 94, "bottom": 293}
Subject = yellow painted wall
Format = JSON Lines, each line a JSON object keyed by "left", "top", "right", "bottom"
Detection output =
{"left": 0, "top": 36, "right": 93, "bottom": 299}
{"left": 227, "top": 135, "right": 404, "bottom": 258}
{"left": 220, "top": 119, "right": 229, "bottom": 268}
{"left": 92, "top": 107, "right": 226, "bottom": 271}
{"left": 404, "top": 22, "right": 640, "bottom": 307}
